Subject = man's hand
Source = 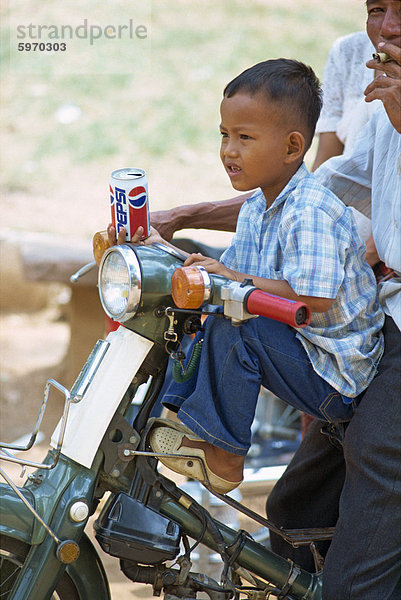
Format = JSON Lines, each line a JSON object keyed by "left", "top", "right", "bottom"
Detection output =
{"left": 107, "top": 223, "right": 169, "bottom": 247}
{"left": 184, "top": 253, "right": 238, "bottom": 280}
{"left": 150, "top": 195, "right": 248, "bottom": 241}
{"left": 107, "top": 224, "right": 130, "bottom": 246}
{"left": 107, "top": 223, "right": 146, "bottom": 246}
{"left": 141, "top": 225, "right": 168, "bottom": 246}
{"left": 365, "top": 42, "right": 401, "bottom": 133}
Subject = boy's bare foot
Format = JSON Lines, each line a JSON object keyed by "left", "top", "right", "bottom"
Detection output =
{"left": 181, "top": 436, "right": 244, "bottom": 483}
{"left": 149, "top": 418, "right": 244, "bottom": 493}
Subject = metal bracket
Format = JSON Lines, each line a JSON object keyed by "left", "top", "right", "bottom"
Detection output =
{"left": 209, "top": 488, "right": 335, "bottom": 546}
{"left": 99, "top": 412, "right": 140, "bottom": 477}
{"left": 278, "top": 560, "right": 302, "bottom": 599}
{"left": 176, "top": 555, "right": 192, "bottom": 585}
{"left": 164, "top": 308, "right": 178, "bottom": 342}
{"left": 221, "top": 282, "right": 258, "bottom": 325}
{"left": 0, "top": 339, "right": 110, "bottom": 472}
{"left": 0, "top": 379, "right": 72, "bottom": 471}
{"left": 310, "top": 542, "right": 325, "bottom": 573}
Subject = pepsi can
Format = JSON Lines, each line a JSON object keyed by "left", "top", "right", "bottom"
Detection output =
{"left": 110, "top": 168, "right": 150, "bottom": 240}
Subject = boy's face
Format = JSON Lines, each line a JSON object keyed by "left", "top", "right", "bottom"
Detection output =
{"left": 219, "top": 92, "right": 294, "bottom": 205}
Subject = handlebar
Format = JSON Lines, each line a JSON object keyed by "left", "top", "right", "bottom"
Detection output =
{"left": 171, "top": 266, "right": 311, "bottom": 327}
{"left": 245, "top": 289, "right": 311, "bottom": 327}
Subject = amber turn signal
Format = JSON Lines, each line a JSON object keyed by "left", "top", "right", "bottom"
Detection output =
{"left": 171, "top": 266, "right": 211, "bottom": 309}
{"left": 93, "top": 230, "right": 111, "bottom": 266}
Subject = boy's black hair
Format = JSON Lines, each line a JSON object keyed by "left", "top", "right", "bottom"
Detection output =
{"left": 224, "top": 58, "right": 322, "bottom": 148}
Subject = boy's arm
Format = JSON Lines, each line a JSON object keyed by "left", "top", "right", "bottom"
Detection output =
{"left": 150, "top": 193, "right": 250, "bottom": 242}
{"left": 110, "top": 221, "right": 334, "bottom": 314}
{"left": 184, "top": 254, "right": 334, "bottom": 314}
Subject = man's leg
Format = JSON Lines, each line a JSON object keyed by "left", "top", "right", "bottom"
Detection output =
{"left": 266, "top": 419, "right": 346, "bottom": 572}
{"left": 322, "top": 316, "right": 401, "bottom": 599}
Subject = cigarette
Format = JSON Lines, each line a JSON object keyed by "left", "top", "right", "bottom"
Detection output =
{"left": 372, "top": 52, "right": 392, "bottom": 64}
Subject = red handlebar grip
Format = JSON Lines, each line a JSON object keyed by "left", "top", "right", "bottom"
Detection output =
{"left": 246, "top": 289, "right": 311, "bottom": 327}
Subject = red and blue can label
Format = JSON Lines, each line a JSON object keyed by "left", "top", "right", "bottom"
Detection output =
{"left": 110, "top": 168, "right": 150, "bottom": 240}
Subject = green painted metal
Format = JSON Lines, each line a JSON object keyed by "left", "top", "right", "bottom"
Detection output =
{"left": 65, "top": 533, "right": 111, "bottom": 600}
{"left": 0, "top": 486, "right": 35, "bottom": 544}
{"left": 0, "top": 452, "right": 111, "bottom": 600}
{"left": 23, "top": 451, "right": 96, "bottom": 544}
{"left": 121, "top": 244, "right": 189, "bottom": 343}
{"left": 160, "top": 497, "right": 322, "bottom": 600}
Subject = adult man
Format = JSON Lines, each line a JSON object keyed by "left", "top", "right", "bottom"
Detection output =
{"left": 151, "top": 2, "right": 400, "bottom": 597}
{"left": 266, "top": 4, "right": 401, "bottom": 597}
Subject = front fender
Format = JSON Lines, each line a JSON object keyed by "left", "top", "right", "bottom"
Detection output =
{"left": 0, "top": 483, "right": 111, "bottom": 600}
{"left": 66, "top": 533, "right": 111, "bottom": 600}
{"left": 0, "top": 484, "right": 34, "bottom": 544}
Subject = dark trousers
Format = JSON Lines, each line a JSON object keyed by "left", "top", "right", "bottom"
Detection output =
{"left": 266, "top": 316, "right": 401, "bottom": 599}
{"left": 266, "top": 418, "right": 346, "bottom": 572}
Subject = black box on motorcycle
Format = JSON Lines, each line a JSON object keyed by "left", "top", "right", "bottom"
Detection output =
{"left": 94, "top": 493, "right": 181, "bottom": 564}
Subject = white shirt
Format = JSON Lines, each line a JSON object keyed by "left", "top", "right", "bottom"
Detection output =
{"left": 316, "top": 31, "right": 378, "bottom": 150}
{"left": 315, "top": 105, "right": 401, "bottom": 330}
{"left": 316, "top": 31, "right": 380, "bottom": 241}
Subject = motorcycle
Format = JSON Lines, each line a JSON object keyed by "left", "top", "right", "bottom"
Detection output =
{"left": 0, "top": 239, "right": 333, "bottom": 600}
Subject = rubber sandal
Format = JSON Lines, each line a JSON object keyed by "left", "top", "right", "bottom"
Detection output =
{"left": 148, "top": 418, "right": 242, "bottom": 494}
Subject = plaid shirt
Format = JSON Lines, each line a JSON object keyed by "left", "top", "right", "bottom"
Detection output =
{"left": 221, "top": 163, "right": 384, "bottom": 398}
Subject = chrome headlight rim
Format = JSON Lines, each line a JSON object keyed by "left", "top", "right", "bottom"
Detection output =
{"left": 98, "top": 245, "right": 142, "bottom": 322}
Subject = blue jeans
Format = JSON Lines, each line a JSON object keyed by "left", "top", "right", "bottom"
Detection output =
{"left": 163, "top": 315, "right": 358, "bottom": 455}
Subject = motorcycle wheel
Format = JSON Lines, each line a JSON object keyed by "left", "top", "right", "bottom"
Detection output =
{"left": 0, "top": 535, "right": 79, "bottom": 599}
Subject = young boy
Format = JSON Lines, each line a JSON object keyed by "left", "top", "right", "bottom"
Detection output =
{"left": 110, "top": 59, "right": 384, "bottom": 494}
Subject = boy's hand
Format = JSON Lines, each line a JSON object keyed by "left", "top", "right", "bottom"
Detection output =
{"left": 365, "top": 42, "right": 401, "bottom": 133}
{"left": 184, "top": 253, "right": 239, "bottom": 280}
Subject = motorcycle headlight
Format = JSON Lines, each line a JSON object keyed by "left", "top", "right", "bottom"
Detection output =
{"left": 98, "top": 246, "right": 141, "bottom": 322}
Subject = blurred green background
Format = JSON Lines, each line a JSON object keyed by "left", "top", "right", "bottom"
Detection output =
{"left": 1, "top": 0, "right": 367, "bottom": 245}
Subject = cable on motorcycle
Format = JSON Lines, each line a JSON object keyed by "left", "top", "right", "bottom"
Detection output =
{"left": 171, "top": 339, "right": 203, "bottom": 383}
{"left": 133, "top": 365, "right": 169, "bottom": 432}
{"left": 158, "top": 476, "right": 241, "bottom": 598}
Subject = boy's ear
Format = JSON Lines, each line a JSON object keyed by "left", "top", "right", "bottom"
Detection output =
{"left": 284, "top": 131, "right": 305, "bottom": 163}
